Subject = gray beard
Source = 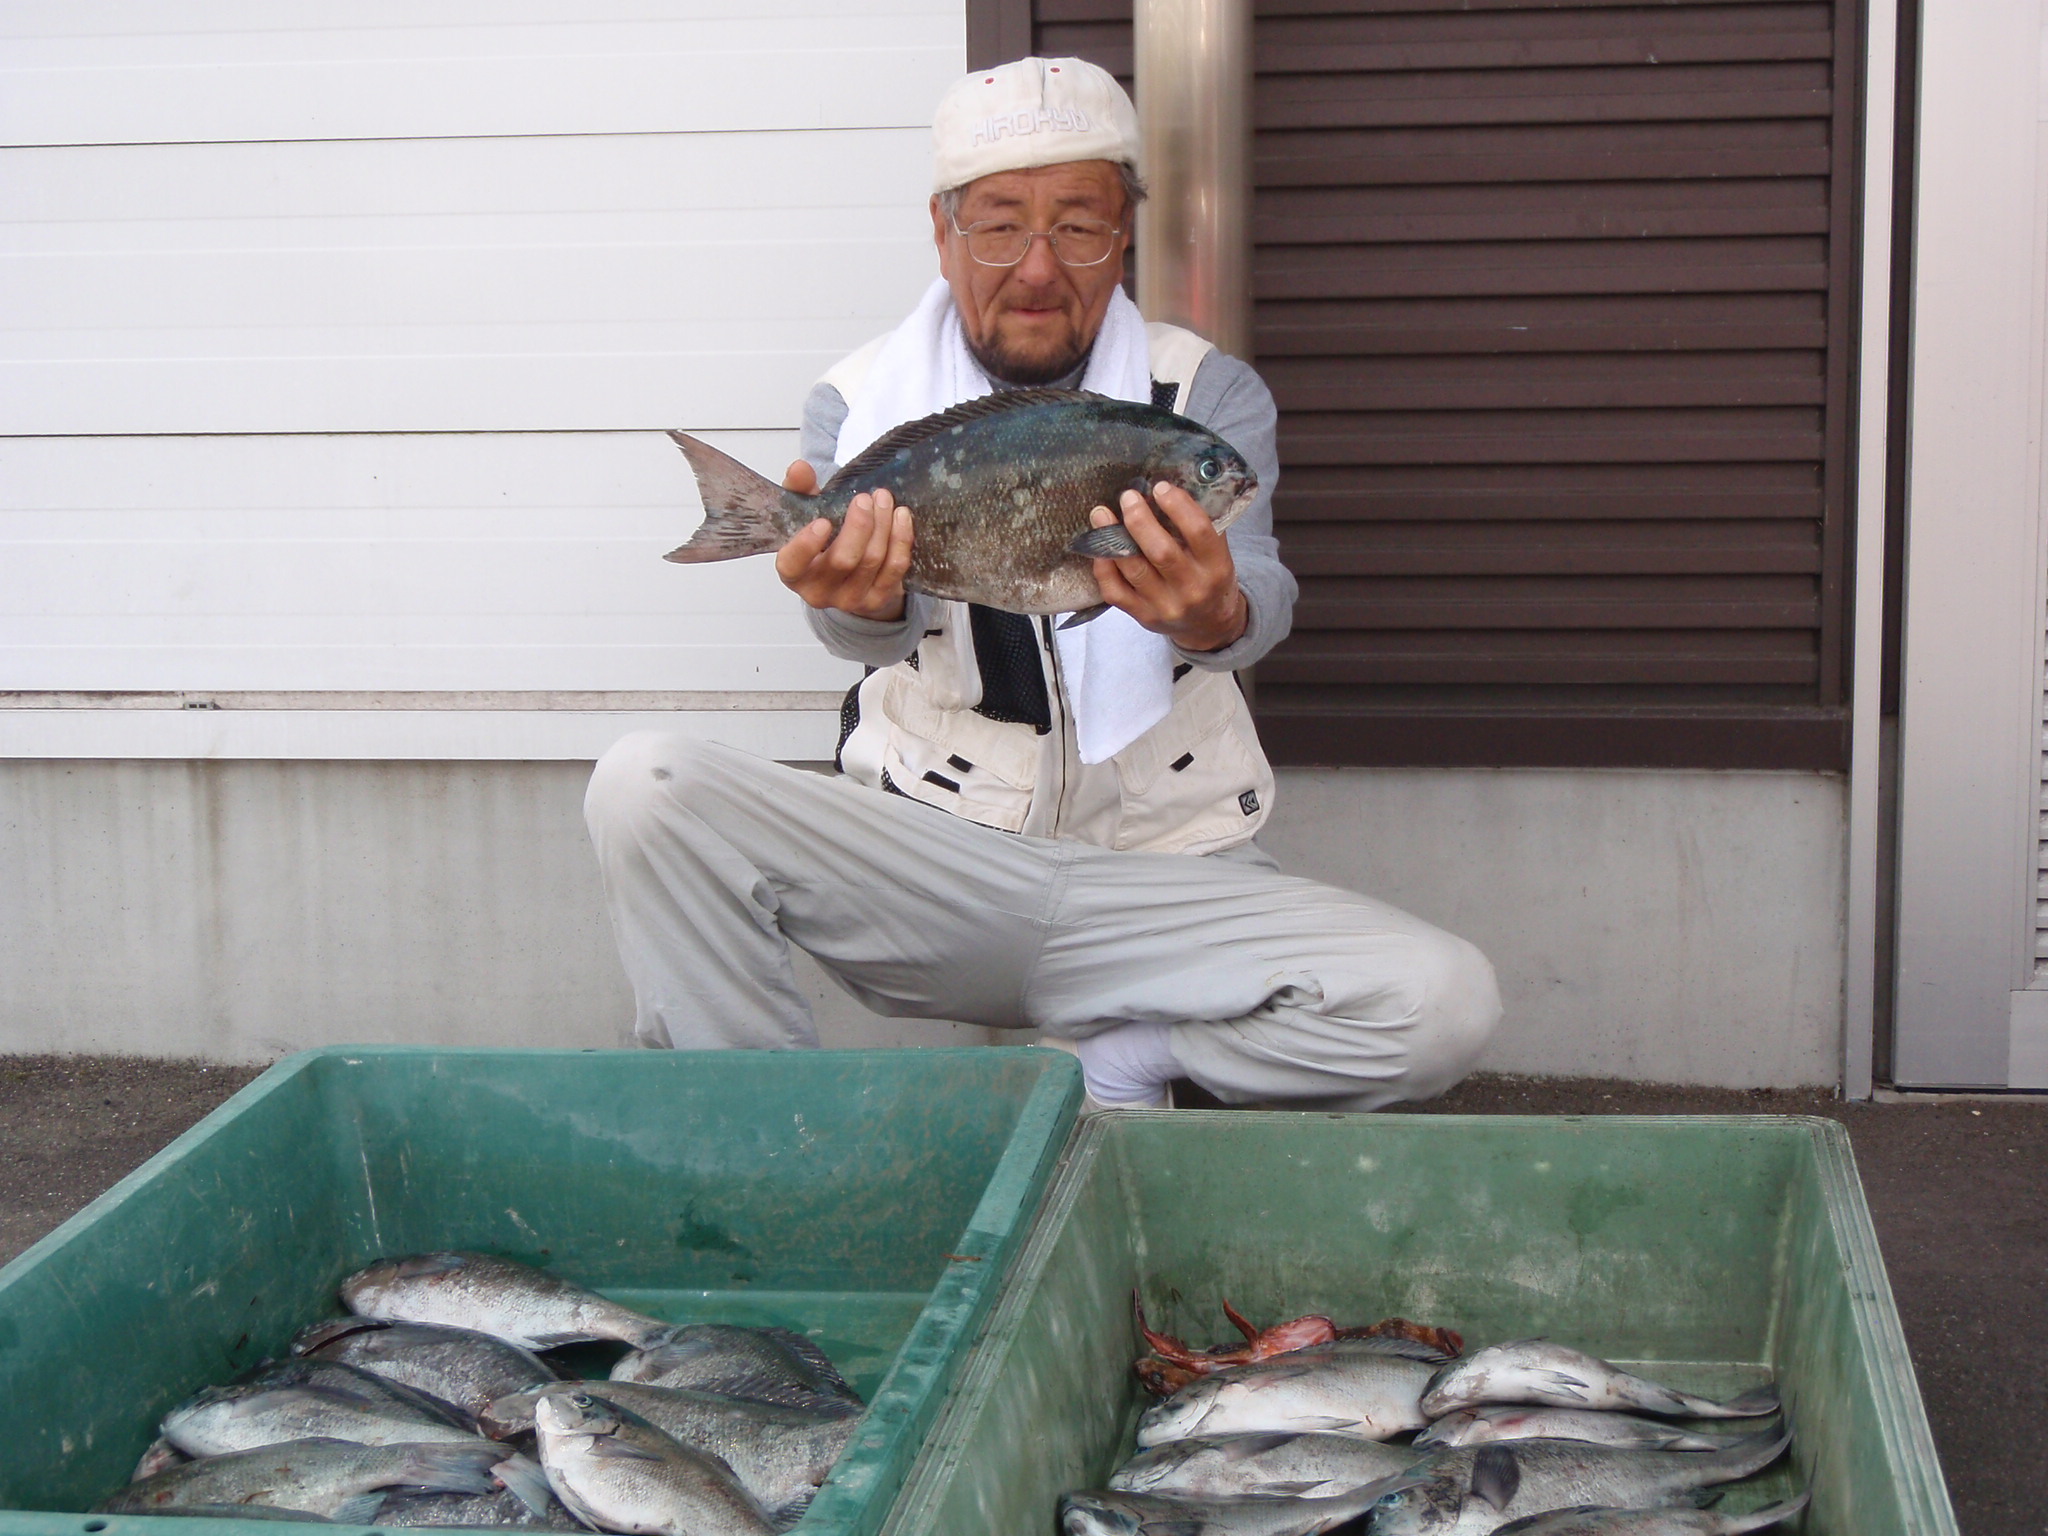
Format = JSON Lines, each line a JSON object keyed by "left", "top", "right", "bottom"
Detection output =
{"left": 971, "top": 337, "right": 1094, "bottom": 391}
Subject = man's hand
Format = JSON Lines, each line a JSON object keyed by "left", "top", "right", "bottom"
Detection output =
{"left": 1089, "top": 482, "right": 1249, "bottom": 653}
{"left": 773, "top": 459, "right": 914, "bottom": 622}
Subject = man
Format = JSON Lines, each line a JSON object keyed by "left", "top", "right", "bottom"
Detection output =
{"left": 585, "top": 58, "right": 1501, "bottom": 1110}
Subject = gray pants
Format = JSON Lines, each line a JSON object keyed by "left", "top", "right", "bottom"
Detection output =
{"left": 583, "top": 733, "right": 1502, "bottom": 1110}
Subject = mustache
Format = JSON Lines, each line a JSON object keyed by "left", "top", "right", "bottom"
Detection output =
{"left": 997, "top": 288, "right": 1076, "bottom": 313}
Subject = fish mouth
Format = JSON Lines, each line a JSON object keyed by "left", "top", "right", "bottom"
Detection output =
{"left": 1213, "top": 483, "right": 1258, "bottom": 534}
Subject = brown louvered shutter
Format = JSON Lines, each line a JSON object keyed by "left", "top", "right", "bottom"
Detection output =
{"left": 976, "top": 0, "right": 1859, "bottom": 769}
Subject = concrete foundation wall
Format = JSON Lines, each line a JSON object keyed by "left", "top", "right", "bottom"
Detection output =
{"left": 0, "top": 761, "right": 1845, "bottom": 1085}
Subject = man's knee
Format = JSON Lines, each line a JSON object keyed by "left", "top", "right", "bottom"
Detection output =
{"left": 1397, "top": 929, "right": 1503, "bottom": 1099}
{"left": 584, "top": 731, "right": 724, "bottom": 837}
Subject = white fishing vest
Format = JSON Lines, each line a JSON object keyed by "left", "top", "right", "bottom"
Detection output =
{"left": 827, "top": 321, "right": 1277, "bottom": 856}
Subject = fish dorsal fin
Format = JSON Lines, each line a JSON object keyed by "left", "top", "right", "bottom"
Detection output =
{"left": 1344, "top": 1336, "right": 1457, "bottom": 1365}
{"left": 758, "top": 1326, "right": 863, "bottom": 1402}
{"left": 1214, "top": 1433, "right": 1299, "bottom": 1461}
{"left": 830, "top": 389, "right": 1112, "bottom": 484}
{"left": 1470, "top": 1445, "right": 1522, "bottom": 1512}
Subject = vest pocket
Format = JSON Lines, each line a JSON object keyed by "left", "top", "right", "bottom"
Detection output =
{"left": 877, "top": 669, "right": 1038, "bottom": 833}
{"left": 1109, "top": 671, "right": 1276, "bottom": 854}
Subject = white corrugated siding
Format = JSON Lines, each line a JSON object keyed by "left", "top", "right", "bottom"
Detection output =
{"left": 0, "top": 2, "right": 963, "bottom": 757}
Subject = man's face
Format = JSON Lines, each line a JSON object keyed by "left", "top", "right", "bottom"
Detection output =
{"left": 931, "top": 160, "right": 1133, "bottom": 386}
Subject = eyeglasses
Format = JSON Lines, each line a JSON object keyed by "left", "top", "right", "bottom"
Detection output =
{"left": 949, "top": 217, "right": 1124, "bottom": 268}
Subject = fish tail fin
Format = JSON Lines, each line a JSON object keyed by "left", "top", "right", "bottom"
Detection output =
{"left": 394, "top": 1442, "right": 505, "bottom": 1496}
{"left": 334, "top": 1493, "right": 388, "bottom": 1524}
{"left": 665, "top": 431, "right": 801, "bottom": 563}
{"left": 1724, "top": 1492, "right": 1811, "bottom": 1532}
{"left": 1698, "top": 1425, "right": 1793, "bottom": 1481}
{"left": 1718, "top": 1383, "right": 1783, "bottom": 1416}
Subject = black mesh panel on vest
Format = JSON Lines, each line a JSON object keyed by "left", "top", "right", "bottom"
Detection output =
{"left": 1150, "top": 377, "right": 1177, "bottom": 411}
{"left": 968, "top": 605, "right": 1052, "bottom": 731}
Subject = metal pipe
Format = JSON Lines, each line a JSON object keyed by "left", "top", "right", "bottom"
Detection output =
{"left": 1134, "top": 0, "right": 1253, "bottom": 360}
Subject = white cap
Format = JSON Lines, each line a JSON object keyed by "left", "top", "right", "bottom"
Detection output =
{"left": 931, "top": 57, "right": 1141, "bottom": 193}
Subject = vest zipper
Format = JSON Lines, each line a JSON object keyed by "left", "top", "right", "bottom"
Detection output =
{"left": 1039, "top": 613, "right": 1070, "bottom": 835}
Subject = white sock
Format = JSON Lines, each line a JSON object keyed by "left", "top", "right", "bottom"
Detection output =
{"left": 1072, "top": 1020, "right": 1182, "bottom": 1105}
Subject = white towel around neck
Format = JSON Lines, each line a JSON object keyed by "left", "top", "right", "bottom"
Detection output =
{"left": 835, "top": 277, "right": 1176, "bottom": 765}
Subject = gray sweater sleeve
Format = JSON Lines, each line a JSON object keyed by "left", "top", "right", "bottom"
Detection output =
{"left": 1171, "top": 350, "right": 1297, "bottom": 671}
{"left": 794, "top": 353, "right": 1298, "bottom": 671}
{"left": 798, "top": 380, "right": 938, "bottom": 668}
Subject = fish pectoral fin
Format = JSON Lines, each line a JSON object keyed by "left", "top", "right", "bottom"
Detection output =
{"left": 1070, "top": 523, "right": 1143, "bottom": 559}
{"left": 489, "top": 1454, "right": 553, "bottom": 1517}
{"left": 1215, "top": 1434, "right": 1299, "bottom": 1461}
{"left": 1254, "top": 1480, "right": 1339, "bottom": 1498}
{"left": 586, "top": 1439, "right": 668, "bottom": 1465}
{"left": 1469, "top": 1445, "right": 1522, "bottom": 1512}
{"left": 1135, "top": 1520, "right": 1206, "bottom": 1536}
{"left": 1056, "top": 604, "right": 1112, "bottom": 630}
{"left": 526, "top": 1331, "right": 603, "bottom": 1349}
{"left": 1538, "top": 1370, "right": 1591, "bottom": 1401}
{"left": 333, "top": 1494, "right": 388, "bottom": 1525}
{"left": 1287, "top": 1416, "right": 1367, "bottom": 1432}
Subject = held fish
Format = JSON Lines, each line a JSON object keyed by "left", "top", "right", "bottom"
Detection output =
{"left": 664, "top": 390, "right": 1258, "bottom": 617}
{"left": 1368, "top": 1431, "right": 1792, "bottom": 1536}
{"left": 487, "top": 1383, "right": 854, "bottom": 1530}
{"left": 340, "top": 1252, "right": 675, "bottom": 1352}
{"left": 532, "top": 1390, "right": 775, "bottom": 1536}
{"left": 97, "top": 1438, "right": 516, "bottom": 1522}
{"left": 1137, "top": 1337, "right": 1456, "bottom": 1447}
{"left": 1109, "top": 1431, "right": 1422, "bottom": 1499}
{"left": 1420, "top": 1343, "right": 1780, "bottom": 1421}
{"left": 294, "top": 1318, "right": 561, "bottom": 1421}
{"left": 1415, "top": 1409, "right": 1755, "bottom": 1454}
{"left": 609, "top": 1323, "right": 864, "bottom": 1416}
{"left": 1489, "top": 1497, "right": 1810, "bottom": 1535}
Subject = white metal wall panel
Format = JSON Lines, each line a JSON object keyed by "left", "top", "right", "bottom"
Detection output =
{"left": 1, "top": 7, "right": 958, "bottom": 146}
{"left": 1892, "top": 0, "right": 2048, "bottom": 1085}
{"left": 2, "top": 132, "right": 933, "bottom": 434}
{"left": 1, "top": 4, "right": 964, "bottom": 757}
{"left": 0, "top": 432, "right": 862, "bottom": 692}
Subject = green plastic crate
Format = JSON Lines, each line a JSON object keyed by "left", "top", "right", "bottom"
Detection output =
{"left": 881, "top": 1112, "right": 1956, "bottom": 1536}
{"left": 0, "top": 1045, "right": 1082, "bottom": 1536}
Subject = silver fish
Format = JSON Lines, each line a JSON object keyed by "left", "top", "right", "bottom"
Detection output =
{"left": 1421, "top": 1344, "right": 1780, "bottom": 1422}
{"left": 609, "top": 1324, "right": 863, "bottom": 1416}
{"left": 532, "top": 1389, "right": 775, "bottom": 1536}
{"left": 341, "top": 1252, "right": 674, "bottom": 1351}
{"left": 163, "top": 1364, "right": 486, "bottom": 1457}
{"left": 1489, "top": 1497, "right": 1810, "bottom": 1535}
{"left": 1110, "top": 1432, "right": 1421, "bottom": 1499}
{"left": 147, "top": 1508, "right": 338, "bottom": 1523}
{"left": 97, "top": 1438, "right": 515, "bottom": 1522}
{"left": 368, "top": 1488, "right": 579, "bottom": 1529}
{"left": 664, "top": 390, "right": 1258, "bottom": 617}
{"left": 488, "top": 1383, "right": 853, "bottom": 1530}
{"left": 295, "top": 1317, "right": 561, "bottom": 1421}
{"left": 1137, "top": 1338, "right": 1455, "bottom": 1447}
{"left": 1062, "top": 1471, "right": 1412, "bottom": 1536}
{"left": 1415, "top": 1409, "right": 1754, "bottom": 1454}
{"left": 1367, "top": 1431, "right": 1792, "bottom": 1536}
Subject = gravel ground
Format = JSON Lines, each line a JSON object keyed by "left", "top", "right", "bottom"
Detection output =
{"left": 2, "top": 1058, "right": 2040, "bottom": 1535}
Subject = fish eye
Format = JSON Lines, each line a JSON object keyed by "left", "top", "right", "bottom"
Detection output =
{"left": 567, "top": 1391, "right": 595, "bottom": 1408}
{"left": 1196, "top": 457, "right": 1221, "bottom": 483}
